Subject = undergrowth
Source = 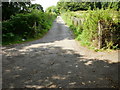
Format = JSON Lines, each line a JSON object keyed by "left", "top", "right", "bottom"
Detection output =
{"left": 61, "top": 9, "right": 120, "bottom": 51}
{"left": 2, "top": 9, "right": 57, "bottom": 45}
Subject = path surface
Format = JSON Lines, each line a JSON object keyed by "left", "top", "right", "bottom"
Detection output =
{"left": 2, "top": 16, "right": 119, "bottom": 88}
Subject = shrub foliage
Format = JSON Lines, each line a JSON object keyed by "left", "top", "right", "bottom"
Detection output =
{"left": 61, "top": 9, "right": 120, "bottom": 49}
{"left": 2, "top": 10, "right": 56, "bottom": 45}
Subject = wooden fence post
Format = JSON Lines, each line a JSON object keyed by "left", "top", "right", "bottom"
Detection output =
{"left": 98, "top": 20, "right": 103, "bottom": 49}
{"left": 81, "top": 18, "right": 84, "bottom": 25}
{"left": 78, "top": 19, "right": 81, "bottom": 26}
{"left": 34, "top": 22, "right": 36, "bottom": 30}
{"left": 72, "top": 17, "right": 79, "bottom": 26}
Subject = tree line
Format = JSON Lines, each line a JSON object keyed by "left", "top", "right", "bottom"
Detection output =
{"left": 46, "top": 1, "right": 120, "bottom": 14}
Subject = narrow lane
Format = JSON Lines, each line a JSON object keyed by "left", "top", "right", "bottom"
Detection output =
{"left": 2, "top": 16, "right": 119, "bottom": 88}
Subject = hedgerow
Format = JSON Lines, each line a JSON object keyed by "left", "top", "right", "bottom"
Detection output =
{"left": 61, "top": 9, "right": 120, "bottom": 50}
{"left": 2, "top": 9, "right": 57, "bottom": 45}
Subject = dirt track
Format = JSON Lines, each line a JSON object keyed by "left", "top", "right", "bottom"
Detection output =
{"left": 2, "top": 16, "right": 119, "bottom": 88}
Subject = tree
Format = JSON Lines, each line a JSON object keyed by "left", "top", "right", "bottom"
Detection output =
{"left": 46, "top": 6, "right": 59, "bottom": 15}
{"left": 30, "top": 4, "right": 44, "bottom": 12}
{"left": 2, "top": 2, "right": 31, "bottom": 20}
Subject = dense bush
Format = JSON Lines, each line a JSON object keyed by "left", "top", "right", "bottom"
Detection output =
{"left": 79, "top": 9, "right": 119, "bottom": 49}
{"left": 2, "top": 10, "right": 57, "bottom": 45}
{"left": 62, "top": 9, "right": 120, "bottom": 49}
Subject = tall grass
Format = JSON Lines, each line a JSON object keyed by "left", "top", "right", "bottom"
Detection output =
{"left": 61, "top": 9, "right": 120, "bottom": 50}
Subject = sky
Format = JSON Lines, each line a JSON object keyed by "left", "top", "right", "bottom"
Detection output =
{"left": 31, "top": 0, "right": 60, "bottom": 11}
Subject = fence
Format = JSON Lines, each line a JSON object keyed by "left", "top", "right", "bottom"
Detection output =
{"left": 71, "top": 16, "right": 84, "bottom": 26}
{"left": 68, "top": 16, "right": 119, "bottom": 49}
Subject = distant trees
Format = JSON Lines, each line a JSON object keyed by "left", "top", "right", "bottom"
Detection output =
{"left": 56, "top": 1, "right": 120, "bottom": 13}
{"left": 30, "top": 4, "right": 44, "bottom": 12}
{"left": 46, "top": 6, "right": 59, "bottom": 15}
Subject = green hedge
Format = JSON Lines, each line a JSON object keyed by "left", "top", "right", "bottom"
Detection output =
{"left": 61, "top": 9, "right": 120, "bottom": 49}
{"left": 2, "top": 10, "right": 57, "bottom": 45}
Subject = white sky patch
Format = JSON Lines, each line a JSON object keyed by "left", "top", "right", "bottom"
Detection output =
{"left": 31, "top": 0, "right": 60, "bottom": 11}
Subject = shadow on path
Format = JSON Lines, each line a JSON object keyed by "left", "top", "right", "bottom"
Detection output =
{"left": 2, "top": 44, "right": 120, "bottom": 88}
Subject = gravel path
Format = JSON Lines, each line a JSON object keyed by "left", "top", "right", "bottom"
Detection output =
{"left": 2, "top": 16, "right": 119, "bottom": 88}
